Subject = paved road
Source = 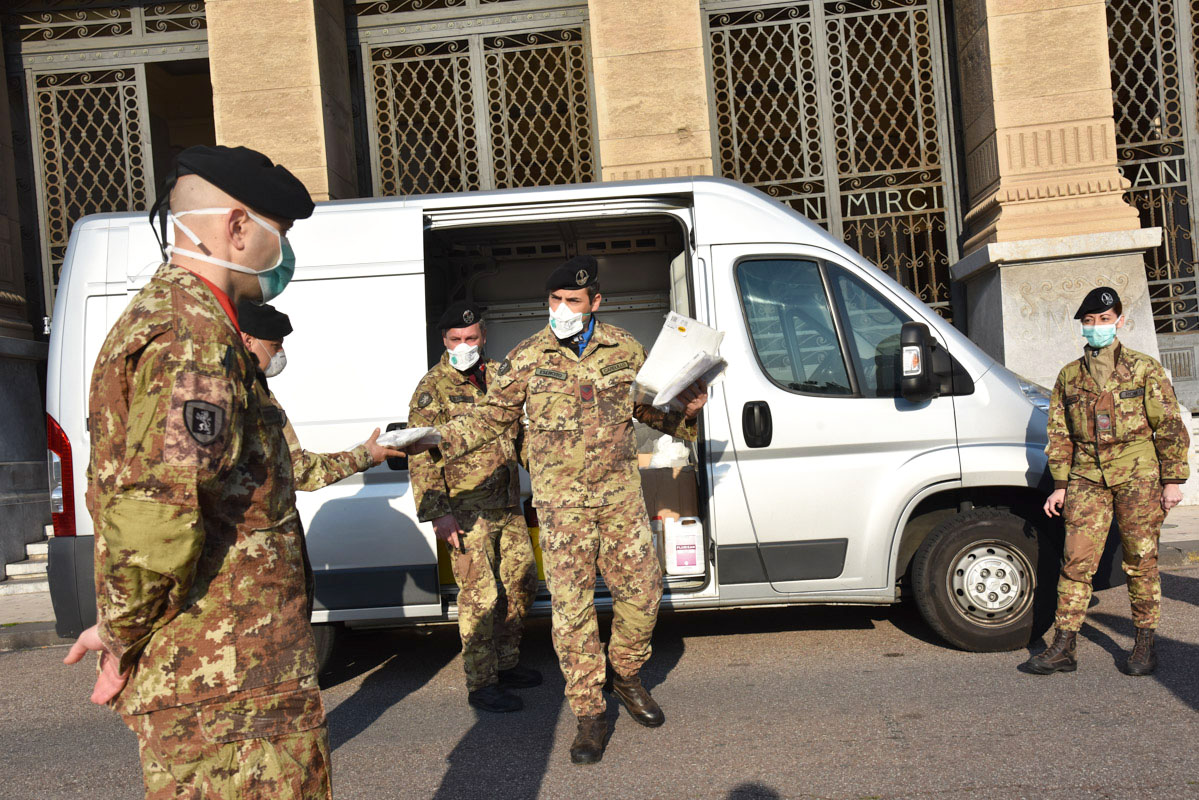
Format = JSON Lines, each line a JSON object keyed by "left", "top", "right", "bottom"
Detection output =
{"left": 3, "top": 568, "right": 1198, "bottom": 800}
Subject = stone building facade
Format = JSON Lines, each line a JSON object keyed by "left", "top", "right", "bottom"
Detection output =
{"left": 1, "top": 0, "right": 1197, "bottom": 557}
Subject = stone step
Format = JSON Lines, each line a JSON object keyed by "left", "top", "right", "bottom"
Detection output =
{"left": 5, "top": 557, "right": 47, "bottom": 578}
{"left": 26, "top": 541, "right": 48, "bottom": 557}
{"left": 0, "top": 574, "right": 50, "bottom": 596}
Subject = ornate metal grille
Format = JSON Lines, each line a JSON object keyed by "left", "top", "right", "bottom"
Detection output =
{"left": 5, "top": 3, "right": 205, "bottom": 42}
{"left": 1107, "top": 0, "right": 1199, "bottom": 334}
{"left": 30, "top": 67, "right": 153, "bottom": 287}
{"left": 362, "top": 24, "right": 595, "bottom": 195}
{"left": 705, "top": 0, "right": 958, "bottom": 318}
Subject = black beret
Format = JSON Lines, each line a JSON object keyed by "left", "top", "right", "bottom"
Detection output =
{"left": 545, "top": 255, "right": 599, "bottom": 291}
{"left": 1074, "top": 286, "right": 1121, "bottom": 319}
{"left": 437, "top": 300, "right": 485, "bottom": 332}
{"left": 168, "top": 145, "right": 314, "bottom": 221}
{"left": 237, "top": 300, "right": 293, "bottom": 340}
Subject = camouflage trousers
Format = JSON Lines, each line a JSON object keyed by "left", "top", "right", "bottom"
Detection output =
{"left": 122, "top": 676, "right": 331, "bottom": 800}
{"left": 539, "top": 494, "right": 663, "bottom": 717}
{"left": 1057, "top": 475, "right": 1165, "bottom": 631}
{"left": 450, "top": 505, "right": 537, "bottom": 691}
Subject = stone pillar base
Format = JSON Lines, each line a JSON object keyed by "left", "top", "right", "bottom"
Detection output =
{"left": 0, "top": 336, "right": 49, "bottom": 573}
{"left": 951, "top": 229, "right": 1163, "bottom": 389}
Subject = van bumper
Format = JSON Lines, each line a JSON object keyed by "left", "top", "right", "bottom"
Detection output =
{"left": 47, "top": 534, "right": 95, "bottom": 639}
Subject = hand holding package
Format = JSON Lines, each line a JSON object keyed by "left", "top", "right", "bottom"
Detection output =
{"left": 635, "top": 312, "right": 727, "bottom": 410}
{"left": 374, "top": 427, "right": 442, "bottom": 449}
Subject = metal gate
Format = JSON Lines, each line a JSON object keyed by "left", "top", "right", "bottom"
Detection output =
{"left": 702, "top": 0, "right": 960, "bottom": 318}
{"left": 1107, "top": 0, "right": 1199, "bottom": 337}
{"left": 351, "top": 2, "right": 596, "bottom": 196}
{"left": 3, "top": 2, "right": 207, "bottom": 310}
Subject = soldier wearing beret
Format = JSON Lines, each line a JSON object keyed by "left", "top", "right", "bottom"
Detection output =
{"left": 433, "top": 257, "right": 709, "bottom": 764}
{"left": 64, "top": 145, "right": 422, "bottom": 799}
{"left": 407, "top": 301, "right": 541, "bottom": 712}
{"left": 238, "top": 300, "right": 402, "bottom": 497}
{"left": 1027, "top": 286, "right": 1189, "bottom": 677}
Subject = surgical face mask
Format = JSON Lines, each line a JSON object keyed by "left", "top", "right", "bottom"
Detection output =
{"left": 447, "top": 342, "right": 480, "bottom": 371}
{"left": 1082, "top": 322, "right": 1118, "bottom": 349}
{"left": 549, "top": 301, "right": 588, "bottom": 339}
{"left": 169, "top": 207, "right": 296, "bottom": 303}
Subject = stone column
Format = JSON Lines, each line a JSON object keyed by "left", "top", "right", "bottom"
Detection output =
{"left": 205, "top": 0, "right": 357, "bottom": 200}
{"left": 0, "top": 34, "right": 50, "bottom": 575}
{"left": 588, "top": 0, "right": 714, "bottom": 180}
{"left": 950, "top": 0, "right": 1157, "bottom": 387}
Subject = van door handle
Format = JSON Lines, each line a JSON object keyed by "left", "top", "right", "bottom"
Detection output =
{"left": 385, "top": 421, "right": 408, "bottom": 471}
{"left": 742, "top": 401, "right": 772, "bottom": 448}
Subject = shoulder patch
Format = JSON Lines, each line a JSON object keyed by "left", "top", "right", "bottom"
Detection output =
{"left": 183, "top": 400, "right": 225, "bottom": 445}
{"left": 497, "top": 358, "right": 512, "bottom": 376}
{"left": 600, "top": 360, "right": 631, "bottom": 376}
{"left": 418, "top": 391, "right": 434, "bottom": 408}
{"left": 535, "top": 367, "right": 568, "bottom": 380}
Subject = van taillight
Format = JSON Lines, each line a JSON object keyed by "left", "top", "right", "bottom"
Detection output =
{"left": 46, "top": 413, "right": 76, "bottom": 537}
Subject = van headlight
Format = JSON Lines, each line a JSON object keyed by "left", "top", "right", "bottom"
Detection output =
{"left": 1018, "top": 378, "right": 1051, "bottom": 413}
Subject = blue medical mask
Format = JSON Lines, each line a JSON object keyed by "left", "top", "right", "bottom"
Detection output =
{"left": 169, "top": 207, "right": 296, "bottom": 303}
{"left": 1081, "top": 323, "right": 1117, "bottom": 349}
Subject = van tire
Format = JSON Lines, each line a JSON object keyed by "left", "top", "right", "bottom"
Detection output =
{"left": 312, "top": 622, "right": 341, "bottom": 674}
{"left": 911, "top": 508, "right": 1051, "bottom": 652}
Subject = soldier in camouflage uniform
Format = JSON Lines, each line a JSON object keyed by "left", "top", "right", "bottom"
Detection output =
{"left": 407, "top": 301, "right": 540, "bottom": 713}
{"left": 63, "top": 145, "right": 425, "bottom": 799}
{"left": 1028, "top": 286, "right": 1189, "bottom": 677}
{"left": 433, "top": 257, "right": 709, "bottom": 764}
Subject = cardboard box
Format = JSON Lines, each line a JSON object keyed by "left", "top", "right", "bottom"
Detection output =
{"left": 639, "top": 464, "right": 699, "bottom": 521}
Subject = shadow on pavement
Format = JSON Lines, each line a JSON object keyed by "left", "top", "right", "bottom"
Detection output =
{"left": 726, "top": 783, "right": 782, "bottom": 800}
{"left": 322, "top": 627, "right": 460, "bottom": 751}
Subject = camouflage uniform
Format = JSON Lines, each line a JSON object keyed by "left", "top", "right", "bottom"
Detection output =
{"left": 1046, "top": 341, "right": 1190, "bottom": 631}
{"left": 86, "top": 263, "right": 329, "bottom": 799}
{"left": 268, "top": 383, "right": 374, "bottom": 493}
{"left": 408, "top": 353, "right": 536, "bottom": 691}
{"left": 437, "top": 321, "right": 695, "bottom": 717}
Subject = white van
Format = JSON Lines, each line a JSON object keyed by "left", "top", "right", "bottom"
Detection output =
{"left": 45, "top": 177, "right": 1108, "bottom": 665}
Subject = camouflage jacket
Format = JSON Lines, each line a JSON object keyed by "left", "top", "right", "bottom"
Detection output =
{"left": 262, "top": 379, "right": 373, "bottom": 492}
{"left": 1046, "top": 341, "right": 1190, "bottom": 488}
{"left": 437, "top": 321, "right": 696, "bottom": 509}
{"left": 85, "top": 263, "right": 316, "bottom": 715}
{"left": 408, "top": 354, "right": 521, "bottom": 521}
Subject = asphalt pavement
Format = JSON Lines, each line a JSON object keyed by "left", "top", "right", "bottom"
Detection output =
{"left": 2, "top": 566, "right": 1197, "bottom": 800}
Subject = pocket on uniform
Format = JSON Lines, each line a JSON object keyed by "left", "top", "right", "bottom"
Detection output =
{"left": 595, "top": 374, "right": 634, "bottom": 425}
{"left": 1064, "top": 394, "right": 1092, "bottom": 440}
{"left": 526, "top": 375, "right": 578, "bottom": 430}
{"left": 198, "top": 685, "right": 325, "bottom": 744}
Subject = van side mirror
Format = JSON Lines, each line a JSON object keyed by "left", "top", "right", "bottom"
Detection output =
{"left": 385, "top": 421, "right": 409, "bottom": 471}
{"left": 900, "top": 322, "right": 953, "bottom": 403}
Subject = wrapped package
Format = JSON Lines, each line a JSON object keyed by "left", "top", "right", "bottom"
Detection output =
{"left": 375, "top": 426, "right": 442, "bottom": 449}
{"left": 635, "top": 311, "right": 727, "bottom": 410}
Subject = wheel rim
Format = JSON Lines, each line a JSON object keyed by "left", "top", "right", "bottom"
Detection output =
{"left": 946, "top": 539, "right": 1035, "bottom": 626}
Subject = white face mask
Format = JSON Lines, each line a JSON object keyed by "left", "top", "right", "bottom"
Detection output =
{"left": 447, "top": 342, "right": 480, "bottom": 371}
{"left": 263, "top": 349, "right": 287, "bottom": 378}
{"left": 549, "top": 302, "right": 587, "bottom": 339}
{"left": 169, "top": 207, "right": 295, "bottom": 303}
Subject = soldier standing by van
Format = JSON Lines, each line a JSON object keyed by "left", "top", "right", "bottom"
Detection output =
{"left": 237, "top": 299, "right": 402, "bottom": 492}
{"left": 407, "top": 301, "right": 541, "bottom": 713}
{"left": 1028, "top": 286, "right": 1189, "bottom": 677}
{"left": 61, "top": 145, "right": 424, "bottom": 798}
{"left": 433, "top": 257, "right": 708, "bottom": 765}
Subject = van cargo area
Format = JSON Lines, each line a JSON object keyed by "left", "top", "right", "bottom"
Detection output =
{"left": 421, "top": 213, "right": 712, "bottom": 602}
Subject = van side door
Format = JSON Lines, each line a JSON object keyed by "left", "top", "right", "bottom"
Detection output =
{"left": 712, "top": 244, "right": 961, "bottom": 593}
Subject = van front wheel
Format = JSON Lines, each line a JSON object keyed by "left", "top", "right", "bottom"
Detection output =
{"left": 912, "top": 508, "right": 1047, "bottom": 652}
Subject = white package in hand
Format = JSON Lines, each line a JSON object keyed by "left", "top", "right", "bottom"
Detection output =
{"left": 375, "top": 427, "right": 442, "bottom": 449}
{"left": 636, "top": 312, "right": 726, "bottom": 410}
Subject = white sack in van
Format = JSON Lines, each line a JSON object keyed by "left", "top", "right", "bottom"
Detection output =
{"left": 636, "top": 312, "right": 726, "bottom": 411}
{"left": 374, "top": 426, "right": 442, "bottom": 449}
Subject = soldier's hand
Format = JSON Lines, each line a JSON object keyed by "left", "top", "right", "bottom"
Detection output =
{"left": 679, "top": 379, "right": 709, "bottom": 420}
{"left": 365, "top": 427, "right": 406, "bottom": 466}
{"left": 1043, "top": 489, "right": 1066, "bottom": 517}
{"left": 63, "top": 624, "right": 129, "bottom": 705}
{"left": 1162, "top": 483, "right": 1183, "bottom": 512}
{"left": 432, "top": 514, "right": 464, "bottom": 551}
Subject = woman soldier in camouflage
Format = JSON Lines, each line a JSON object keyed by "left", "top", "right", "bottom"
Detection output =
{"left": 1027, "top": 286, "right": 1189, "bottom": 677}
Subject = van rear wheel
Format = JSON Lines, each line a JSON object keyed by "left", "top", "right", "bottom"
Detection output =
{"left": 312, "top": 622, "right": 341, "bottom": 674}
{"left": 911, "top": 508, "right": 1050, "bottom": 652}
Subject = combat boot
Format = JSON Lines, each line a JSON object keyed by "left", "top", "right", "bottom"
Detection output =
{"left": 569, "top": 715, "right": 608, "bottom": 765}
{"left": 1123, "top": 628, "right": 1158, "bottom": 676}
{"left": 498, "top": 664, "right": 543, "bottom": 689}
{"left": 467, "top": 684, "right": 523, "bottom": 713}
{"left": 1024, "top": 629, "right": 1077, "bottom": 675}
{"left": 607, "top": 670, "right": 665, "bottom": 727}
